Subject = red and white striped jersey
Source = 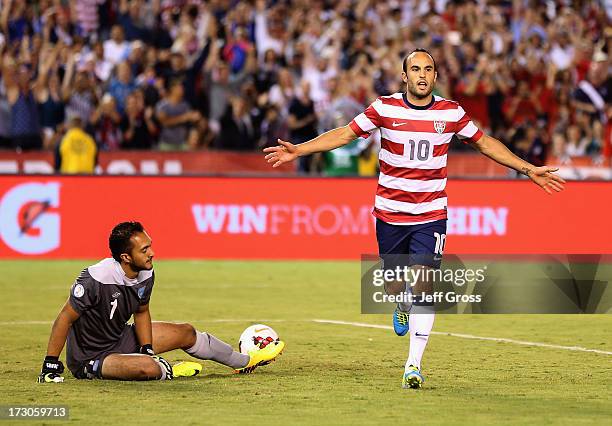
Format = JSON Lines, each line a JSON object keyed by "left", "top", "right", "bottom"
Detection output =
{"left": 349, "top": 93, "right": 483, "bottom": 224}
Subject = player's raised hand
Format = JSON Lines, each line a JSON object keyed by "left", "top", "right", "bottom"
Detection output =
{"left": 263, "top": 139, "right": 299, "bottom": 168}
{"left": 528, "top": 166, "right": 566, "bottom": 195}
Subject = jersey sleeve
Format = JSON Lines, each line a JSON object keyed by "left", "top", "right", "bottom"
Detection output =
{"left": 348, "top": 97, "right": 383, "bottom": 138}
{"left": 69, "top": 269, "right": 100, "bottom": 314}
{"left": 455, "top": 105, "right": 484, "bottom": 144}
{"left": 139, "top": 271, "right": 155, "bottom": 306}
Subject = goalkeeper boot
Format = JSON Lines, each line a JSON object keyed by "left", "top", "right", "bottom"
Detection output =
{"left": 393, "top": 308, "right": 410, "bottom": 336}
{"left": 235, "top": 340, "right": 285, "bottom": 374}
{"left": 172, "top": 361, "right": 203, "bottom": 377}
{"left": 402, "top": 365, "right": 424, "bottom": 389}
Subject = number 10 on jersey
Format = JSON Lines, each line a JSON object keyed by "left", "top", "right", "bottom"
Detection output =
{"left": 406, "top": 140, "right": 431, "bottom": 161}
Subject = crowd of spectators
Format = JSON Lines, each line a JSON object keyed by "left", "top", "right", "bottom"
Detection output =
{"left": 0, "top": 0, "right": 610, "bottom": 174}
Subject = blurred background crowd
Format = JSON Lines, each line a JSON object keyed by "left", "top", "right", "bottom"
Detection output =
{"left": 0, "top": 0, "right": 610, "bottom": 175}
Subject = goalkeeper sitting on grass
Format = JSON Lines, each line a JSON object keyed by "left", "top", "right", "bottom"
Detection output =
{"left": 38, "top": 221, "right": 284, "bottom": 382}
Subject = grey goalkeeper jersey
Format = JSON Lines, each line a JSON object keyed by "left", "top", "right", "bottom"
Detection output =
{"left": 66, "top": 258, "right": 154, "bottom": 371}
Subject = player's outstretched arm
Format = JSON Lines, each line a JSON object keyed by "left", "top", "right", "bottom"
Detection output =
{"left": 37, "top": 300, "right": 80, "bottom": 383}
{"left": 470, "top": 134, "right": 566, "bottom": 195}
{"left": 263, "top": 125, "right": 358, "bottom": 168}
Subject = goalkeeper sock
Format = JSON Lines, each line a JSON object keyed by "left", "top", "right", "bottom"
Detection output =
{"left": 185, "top": 332, "right": 249, "bottom": 369}
{"left": 406, "top": 311, "right": 435, "bottom": 371}
{"left": 153, "top": 356, "right": 173, "bottom": 380}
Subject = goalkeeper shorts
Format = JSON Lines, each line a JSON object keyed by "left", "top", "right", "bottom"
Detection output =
{"left": 68, "top": 324, "right": 140, "bottom": 380}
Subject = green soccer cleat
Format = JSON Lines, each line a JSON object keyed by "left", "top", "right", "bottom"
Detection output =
{"left": 402, "top": 365, "right": 425, "bottom": 389}
{"left": 235, "top": 340, "right": 285, "bottom": 374}
{"left": 172, "top": 361, "right": 203, "bottom": 377}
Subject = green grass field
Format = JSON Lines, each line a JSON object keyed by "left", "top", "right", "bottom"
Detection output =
{"left": 0, "top": 260, "right": 611, "bottom": 425}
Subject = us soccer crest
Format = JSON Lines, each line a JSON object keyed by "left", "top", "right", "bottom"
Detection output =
{"left": 434, "top": 120, "right": 446, "bottom": 134}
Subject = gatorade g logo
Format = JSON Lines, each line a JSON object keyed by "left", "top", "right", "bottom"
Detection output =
{"left": 0, "top": 182, "right": 60, "bottom": 254}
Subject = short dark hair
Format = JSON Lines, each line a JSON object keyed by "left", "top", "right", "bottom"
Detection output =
{"left": 403, "top": 48, "right": 437, "bottom": 73}
{"left": 109, "top": 221, "right": 144, "bottom": 262}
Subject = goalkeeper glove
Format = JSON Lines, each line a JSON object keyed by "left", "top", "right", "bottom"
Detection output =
{"left": 37, "top": 356, "right": 65, "bottom": 383}
{"left": 140, "top": 344, "right": 155, "bottom": 356}
{"left": 140, "top": 345, "right": 173, "bottom": 380}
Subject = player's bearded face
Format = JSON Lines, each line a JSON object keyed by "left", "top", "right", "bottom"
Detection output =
{"left": 406, "top": 70, "right": 435, "bottom": 99}
{"left": 403, "top": 54, "right": 437, "bottom": 100}
{"left": 407, "top": 76, "right": 434, "bottom": 99}
{"left": 127, "top": 232, "right": 155, "bottom": 271}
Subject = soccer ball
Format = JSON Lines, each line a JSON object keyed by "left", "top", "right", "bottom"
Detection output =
{"left": 238, "top": 324, "right": 280, "bottom": 355}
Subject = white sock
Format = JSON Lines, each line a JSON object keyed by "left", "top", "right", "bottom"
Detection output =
{"left": 153, "top": 356, "right": 173, "bottom": 380}
{"left": 397, "top": 282, "right": 413, "bottom": 312}
{"left": 406, "top": 312, "right": 435, "bottom": 372}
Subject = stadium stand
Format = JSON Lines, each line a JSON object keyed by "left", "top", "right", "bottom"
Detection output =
{"left": 0, "top": 0, "right": 609, "bottom": 177}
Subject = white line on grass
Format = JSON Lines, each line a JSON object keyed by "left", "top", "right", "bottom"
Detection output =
{"left": 190, "top": 319, "right": 287, "bottom": 323}
{"left": 313, "top": 319, "right": 612, "bottom": 356}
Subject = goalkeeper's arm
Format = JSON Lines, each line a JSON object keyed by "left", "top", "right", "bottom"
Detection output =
{"left": 38, "top": 300, "right": 80, "bottom": 383}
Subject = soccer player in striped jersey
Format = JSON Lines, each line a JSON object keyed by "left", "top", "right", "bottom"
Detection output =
{"left": 263, "top": 48, "right": 565, "bottom": 389}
